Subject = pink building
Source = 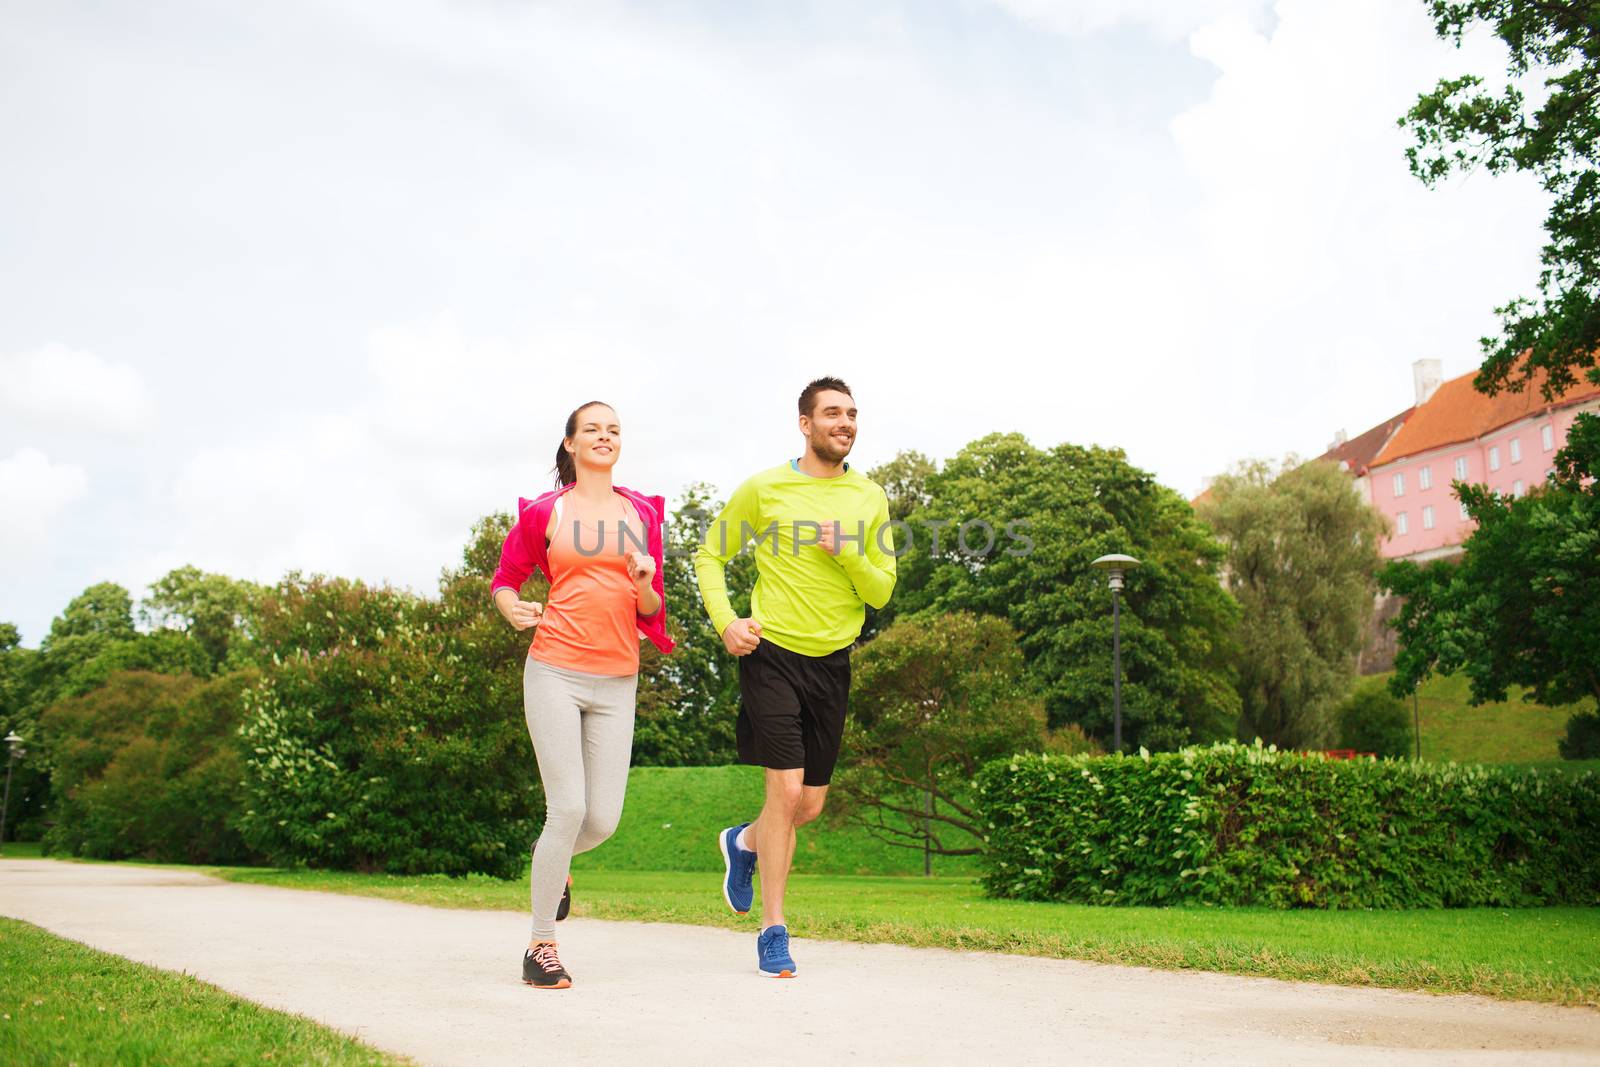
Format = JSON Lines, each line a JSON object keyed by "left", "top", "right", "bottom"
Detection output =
{"left": 1325, "top": 359, "right": 1600, "bottom": 562}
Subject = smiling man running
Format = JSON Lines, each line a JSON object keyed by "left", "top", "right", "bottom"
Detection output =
{"left": 694, "top": 376, "right": 897, "bottom": 978}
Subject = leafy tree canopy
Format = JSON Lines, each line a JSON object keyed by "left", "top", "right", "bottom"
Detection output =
{"left": 1382, "top": 416, "right": 1600, "bottom": 707}
{"left": 1197, "top": 458, "right": 1388, "bottom": 749}
{"left": 1402, "top": 0, "right": 1600, "bottom": 398}
{"left": 893, "top": 433, "right": 1240, "bottom": 751}
{"left": 835, "top": 611, "right": 1090, "bottom": 857}
{"left": 141, "top": 566, "right": 263, "bottom": 674}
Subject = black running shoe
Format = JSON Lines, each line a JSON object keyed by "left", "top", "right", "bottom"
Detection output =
{"left": 522, "top": 943, "right": 571, "bottom": 989}
{"left": 557, "top": 876, "right": 571, "bottom": 922}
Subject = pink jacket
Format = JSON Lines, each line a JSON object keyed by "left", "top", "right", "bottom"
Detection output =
{"left": 490, "top": 483, "right": 675, "bottom": 655}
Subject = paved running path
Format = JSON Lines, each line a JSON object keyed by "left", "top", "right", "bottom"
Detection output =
{"left": 3, "top": 859, "right": 1598, "bottom": 1065}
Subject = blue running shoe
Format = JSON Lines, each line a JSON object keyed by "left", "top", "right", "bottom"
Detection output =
{"left": 719, "top": 823, "right": 757, "bottom": 915}
{"left": 757, "top": 925, "right": 797, "bottom": 978}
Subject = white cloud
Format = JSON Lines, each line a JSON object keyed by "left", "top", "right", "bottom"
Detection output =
{"left": 1157, "top": 0, "right": 1548, "bottom": 478}
{"left": 0, "top": 343, "right": 154, "bottom": 434}
{"left": 0, "top": 448, "right": 88, "bottom": 563}
{"left": 978, "top": 0, "right": 1274, "bottom": 39}
{"left": 157, "top": 315, "right": 630, "bottom": 593}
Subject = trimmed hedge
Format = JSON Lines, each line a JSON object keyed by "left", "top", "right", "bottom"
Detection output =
{"left": 975, "top": 743, "right": 1600, "bottom": 908}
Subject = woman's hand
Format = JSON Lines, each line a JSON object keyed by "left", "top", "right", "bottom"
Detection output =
{"left": 626, "top": 551, "right": 656, "bottom": 587}
{"left": 505, "top": 598, "right": 544, "bottom": 631}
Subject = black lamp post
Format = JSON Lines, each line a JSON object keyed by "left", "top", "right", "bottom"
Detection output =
{"left": 1090, "top": 554, "right": 1140, "bottom": 754}
{"left": 0, "top": 731, "right": 22, "bottom": 855}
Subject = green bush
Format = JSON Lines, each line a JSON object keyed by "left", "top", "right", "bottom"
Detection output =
{"left": 40, "top": 670, "right": 257, "bottom": 864}
{"left": 1335, "top": 685, "right": 1413, "bottom": 759}
{"left": 976, "top": 742, "right": 1599, "bottom": 908}
{"left": 1560, "top": 711, "right": 1600, "bottom": 760}
{"left": 237, "top": 574, "right": 538, "bottom": 878}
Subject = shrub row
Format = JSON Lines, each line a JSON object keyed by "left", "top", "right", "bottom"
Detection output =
{"left": 975, "top": 742, "right": 1600, "bottom": 908}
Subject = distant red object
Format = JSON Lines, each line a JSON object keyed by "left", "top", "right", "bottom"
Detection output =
{"left": 1319, "top": 749, "right": 1377, "bottom": 760}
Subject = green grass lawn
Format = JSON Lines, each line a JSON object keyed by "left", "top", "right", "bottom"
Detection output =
{"left": 0, "top": 917, "right": 407, "bottom": 1067}
{"left": 1362, "top": 671, "right": 1596, "bottom": 764}
{"left": 206, "top": 864, "right": 1600, "bottom": 1007}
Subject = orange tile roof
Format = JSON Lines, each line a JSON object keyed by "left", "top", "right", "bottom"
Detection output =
{"left": 1372, "top": 365, "right": 1600, "bottom": 466}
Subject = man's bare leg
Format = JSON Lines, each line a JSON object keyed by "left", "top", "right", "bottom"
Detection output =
{"left": 747, "top": 778, "right": 829, "bottom": 928}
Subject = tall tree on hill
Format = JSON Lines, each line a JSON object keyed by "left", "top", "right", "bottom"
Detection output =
{"left": 894, "top": 433, "right": 1240, "bottom": 751}
{"left": 1402, "top": 0, "right": 1600, "bottom": 399}
{"left": 1197, "top": 459, "right": 1388, "bottom": 749}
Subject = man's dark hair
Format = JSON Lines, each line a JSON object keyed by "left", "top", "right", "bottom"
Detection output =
{"left": 798, "top": 376, "right": 853, "bottom": 418}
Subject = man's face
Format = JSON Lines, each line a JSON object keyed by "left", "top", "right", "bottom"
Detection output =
{"left": 801, "top": 389, "right": 857, "bottom": 463}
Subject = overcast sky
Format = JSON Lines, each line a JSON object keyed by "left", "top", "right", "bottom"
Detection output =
{"left": 1, "top": 0, "right": 1550, "bottom": 645}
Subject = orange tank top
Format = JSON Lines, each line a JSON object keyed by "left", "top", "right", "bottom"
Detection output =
{"left": 528, "top": 497, "right": 644, "bottom": 676}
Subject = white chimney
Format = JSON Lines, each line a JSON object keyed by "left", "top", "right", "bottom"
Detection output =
{"left": 1413, "top": 359, "right": 1443, "bottom": 406}
{"left": 1328, "top": 428, "right": 1347, "bottom": 451}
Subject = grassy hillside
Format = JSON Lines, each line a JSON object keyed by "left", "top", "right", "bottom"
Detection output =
{"left": 1358, "top": 671, "right": 1595, "bottom": 764}
{"left": 570, "top": 765, "right": 978, "bottom": 877}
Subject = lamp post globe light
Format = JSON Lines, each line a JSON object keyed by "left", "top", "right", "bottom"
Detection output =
{"left": 1, "top": 731, "right": 22, "bottom": 856}
{"left": 1089, "top": 554, "right": 1140, "bottom": 754}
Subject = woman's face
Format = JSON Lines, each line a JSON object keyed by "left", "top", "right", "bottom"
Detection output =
{"left": 567, "top": 405, "right": 621, "bottom": 472}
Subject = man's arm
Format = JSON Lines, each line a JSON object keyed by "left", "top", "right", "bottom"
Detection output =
{"left": 834, "top": 489, "right": 897, "bottom": 609}
{"left": 693, "top": 478, "right": 760, "bottom": 635}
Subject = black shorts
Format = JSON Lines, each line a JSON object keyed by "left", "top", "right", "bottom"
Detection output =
{"left": 736, "top": 640, "right": 851, "bottom": 787}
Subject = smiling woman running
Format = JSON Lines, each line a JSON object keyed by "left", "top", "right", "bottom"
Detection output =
{"left": 490, "top": 400, "right": 674, "bottom": 989}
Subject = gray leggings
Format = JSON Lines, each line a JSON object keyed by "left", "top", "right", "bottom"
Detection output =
{"left": 524, "top": 657, "right": 638, "bottom": 940}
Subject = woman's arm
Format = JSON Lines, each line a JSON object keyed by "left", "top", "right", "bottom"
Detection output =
{"left": 627, "top": 552, "right": 661, "bottom": 617}
{"left": 490, "top": 514, "right": 544, "bottom": 628}
{"left": 494, "top": 586, "right": 544, "bottom": 630}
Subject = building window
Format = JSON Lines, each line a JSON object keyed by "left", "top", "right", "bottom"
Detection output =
{"left": 1422, "top": 505, "right": 1435, "bottom": 530}
{"left": 1542, "top": 424, "right": 1554, "bottom": 451}
{"left": 1513, "top": 479, "right": 1524, "bottom": 497}
{"left": 1460, "top": 500, "right": 1470, "bottom": 521}
{"left": 1454, "top": 456, "right": 1468, "bottom": 479}
{"left": 1489, "top": 446, "right": 1501, "bottom": 471}
{"left": 1396, "top": 511, "right": 1409, "bottom": 535}
{"left": 1393, "top": 472, "right": 1405, "bottom": 497}
{"left": 1418, "top": 466, "right": 1432, "bottom": 490}
{"left": 1510, "top": 437, "right": 1522, "bottom": 463}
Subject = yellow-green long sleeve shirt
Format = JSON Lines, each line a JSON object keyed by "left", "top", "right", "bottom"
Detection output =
{"left": 694, "top": 462, "right": 897, "bottom": 656}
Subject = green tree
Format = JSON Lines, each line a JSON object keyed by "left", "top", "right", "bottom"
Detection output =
{"left": 41, "top": 669, "right": 259, "bottom": 864}
{"left": 862, "top": 450, "right": 937, "bottom": 640}
{"left": 28, "top": 583, "right": 141, "bottom": 708}
{"left": 43, "top": 582, "right": 137, "bottom": 644}
{"left": 1561, "top": 710, "right": 1600, "bottom": 759}
{"left": 142, "top": 566, "right": 263, "bottom": 673}
{"left": 895, "top": 433, "right": 1240, "bottom": 751}
{"left": 57, "top": 630, "right": 211, "bottom": 698}
{"left": 869, "top": 450, "right": 937, "bottom": 524}
{"left": 1382, "top": 417, "right": 1600, "bottom": 713}
{"left": 1197, "top": 458, "right": 1388, "bottom": 749}
{"left": 1335, "top": 684, "right": 1414, "bottom": 760}
{"left": 835, "top": 612, "right": 1091, "bottom": 857}
{"left": 1402, "top": 0, "right": 1600, "bottom": 399}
